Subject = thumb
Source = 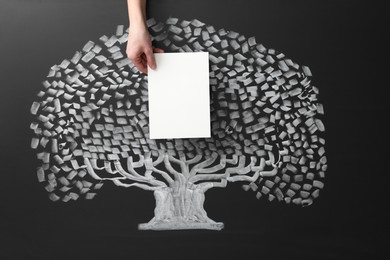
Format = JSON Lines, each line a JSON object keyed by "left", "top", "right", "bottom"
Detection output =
{"left": 145, "top": 49, "right": 156, "bottom": 70}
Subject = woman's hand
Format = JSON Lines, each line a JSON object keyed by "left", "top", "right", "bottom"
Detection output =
{"left": 126, "top": 26, "right": 164, "bottom": 74}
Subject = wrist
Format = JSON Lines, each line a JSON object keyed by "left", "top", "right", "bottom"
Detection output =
{"left": 129, "top": 26, "right": 149, "bottom": 39}
{"left": 129, "top": 18, "right": 147, "bottom": 32}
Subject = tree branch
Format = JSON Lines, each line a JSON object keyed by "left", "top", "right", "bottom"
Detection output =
{"left": 84, "top": 158, "right": 128, "bottom": 181}
{"left": 259, "top": 167, "right": 278, "bottom": 177}
{"left": 89, "top": 159, "right": 105, "bottom": 170}
{"left": 167, "top": 153, "right": 189, "bottom": 176}
{"left": 228, "top": 171, "right": 260, "bottom": 182}
{"left": 265, "top": 151, "right": 280, "bottom": 167}
{"left": 144, "top": 157, "right": 174, "bottom": 185}
{"left": 189, "top": 152, "right": 218, "bottom": 176}
{"left": 189, "top": 139, "right": 203, "bottom": 154}
{"left": 114, "top": 160, "right": 167, "bottom": 187}
{"left": 85, "top": 156, "right": 171, "bottom": 190}
{"left": 112, "top": 179, "right": 165, "bottom": 191}
{"left": 104, "top": 161, "right": 118, "bottom": 174}
{"left": 129, "top": 154, "right": 145, "bottom": 168}
{"left": 178, "top": 151, "right": 190, "bottom": 175}
{"left": 197, "top": 178, "right": 228, "bottom": 192}
{"left": 190, "top": 173, "right": 228, "bottom": 183}
{"left": 189, "top": 154, "right": 240, "bottom": 184}
{"left": 163, "top": 153, "right": 183, "bottom": 181}
{"left": 224, "top": 155, "right": 246, "bottom": 175}
{"left": 152, "top": 149, "right": 165, "bottom": 166}
{"left": 227, "top": 156, "right": 256, "bottom": 182}
{"left": 194, "top": 163, "right": 225, "bottom": 174}
{"left": 251, "top": 157, "right": 265, "bottom": 172}
{"left": 186, "top": 154, "right": 203, "bottom": 165}
{"left": 126, "top": 156, "right": 151, "bottom": 179}
{"left": 252, "top": 153, "right": 279, "bottom": 177}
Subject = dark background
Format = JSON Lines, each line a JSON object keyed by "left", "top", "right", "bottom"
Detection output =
{"left": 0, "top": 0, "right": 388, "bottom": 259}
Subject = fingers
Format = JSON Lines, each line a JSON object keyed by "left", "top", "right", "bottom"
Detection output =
{"left": 132, "top": 55, "right": 148, "bottom": 74}
{"left": 127, "top": 47, "right": 165, "bottom": 74}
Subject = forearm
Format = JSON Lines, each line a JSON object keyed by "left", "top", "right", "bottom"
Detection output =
{"left": 127, "top": 0, "right": 147, "bottom": 31}
{"left": 126, "top": 0, "right": 163, "bottom": 74}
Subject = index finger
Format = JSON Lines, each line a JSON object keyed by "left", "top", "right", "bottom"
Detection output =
{"left": 133, "top": 57, "right": 147, "bottom": 74}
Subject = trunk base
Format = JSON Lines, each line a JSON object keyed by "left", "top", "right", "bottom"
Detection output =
{"left": 139, "top": 219, "right": 224, "bottom": 231}
{"left": 138, "top": 187, "right": 224, "bottom": 231}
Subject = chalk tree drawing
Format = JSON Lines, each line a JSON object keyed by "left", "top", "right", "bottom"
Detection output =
{"left": 30, "top": 17, "right": 327, "bottom": 230}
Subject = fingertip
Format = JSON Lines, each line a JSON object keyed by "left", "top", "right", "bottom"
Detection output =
{"left": 154, "top": 48, "right": 165, "bottom": 53}
{"left": 147, "top": 56, "right": 157, "bottom": 70}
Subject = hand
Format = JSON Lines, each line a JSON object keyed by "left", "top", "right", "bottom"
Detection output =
{"left": 126, "top": 26, "right": 164, "bottom": 74}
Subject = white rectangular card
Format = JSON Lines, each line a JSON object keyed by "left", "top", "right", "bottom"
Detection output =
{"left": 148, "top": 52, "right": 210, "bottom": 139}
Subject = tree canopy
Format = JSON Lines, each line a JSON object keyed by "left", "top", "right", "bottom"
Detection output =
{"left": 31, "top": 17, "right": 326, "bottom": 207}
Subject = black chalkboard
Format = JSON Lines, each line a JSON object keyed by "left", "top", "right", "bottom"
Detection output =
{"left": 0, "top": 0, "right": 387, "bottom": 259}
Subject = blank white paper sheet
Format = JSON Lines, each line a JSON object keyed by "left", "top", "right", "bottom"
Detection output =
{"left": 148, "top": 52, "right": 210, "bottom": 139}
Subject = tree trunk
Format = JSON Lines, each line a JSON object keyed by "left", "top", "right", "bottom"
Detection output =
{"left": 138, "top": 183, "right": 224, "bottom": 231}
